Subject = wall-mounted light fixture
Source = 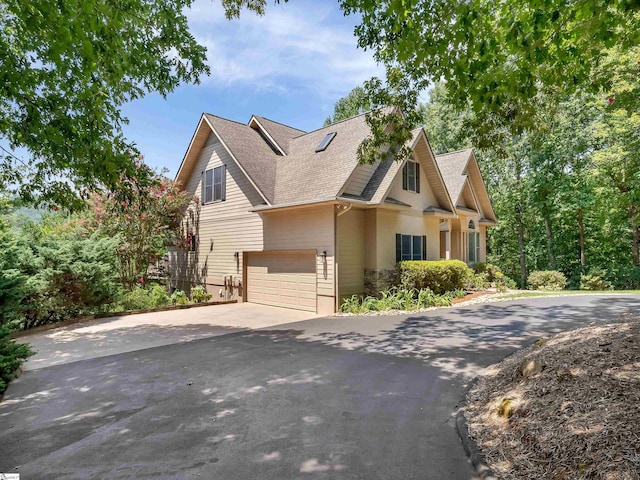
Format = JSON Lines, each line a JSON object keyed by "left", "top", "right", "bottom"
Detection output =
{"left": 234, "top": 251, "right": 239, "bottom": 261}
{"left": 321, "top": 250, "right": 327, "bottom": 260}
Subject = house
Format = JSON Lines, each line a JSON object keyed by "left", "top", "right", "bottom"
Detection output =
{"left": 170, "top": 110, "right": 497, "bottom": 315}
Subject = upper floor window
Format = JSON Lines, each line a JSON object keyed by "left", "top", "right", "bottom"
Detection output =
{"left": 203, "top": 165, "right": 226, "bottom": 204}
{"left": 402, "top": 160, "right": 420, "bottom": 193}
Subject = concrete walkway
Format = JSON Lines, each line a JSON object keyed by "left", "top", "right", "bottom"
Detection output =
{"left": 2, "top": 294, "right": 639, "bottom": 479}
{"left": 18, "top": 303, "right": 320, "bottom": 370}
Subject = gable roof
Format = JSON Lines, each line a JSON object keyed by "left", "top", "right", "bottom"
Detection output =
{"left": 175, "top": 110, "right": 495, "bottom": 222}
{"left": 252, "top": 116, "right": 306, "bottom": 154}
{"left": 434, "top": 149, "right": 471, "bottom": 206}
{"left": 435, "top": 148, "right": 496, "bottom": 221}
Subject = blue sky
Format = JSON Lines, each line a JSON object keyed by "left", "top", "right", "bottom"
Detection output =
{"left": 121, "top": 0, "right": 384, "bottom": 177}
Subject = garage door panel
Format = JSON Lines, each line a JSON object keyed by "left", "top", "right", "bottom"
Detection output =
{"left": 246, "top": 252, "right": 317, "bottom": 312}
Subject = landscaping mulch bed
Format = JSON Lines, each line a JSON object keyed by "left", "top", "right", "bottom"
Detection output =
{"left": 465, "top": 313, "right": 640, "bottom": 480}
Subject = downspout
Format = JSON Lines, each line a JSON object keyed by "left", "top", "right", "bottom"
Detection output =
{"left": 334, "top": 202, "right": 352, "bottom": 312}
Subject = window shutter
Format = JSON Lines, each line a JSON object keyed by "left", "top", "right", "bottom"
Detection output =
{"left": 221, "top": 165, "right": 227, "bottom": 201}
{"left": 201, "top": 174, "right": 205, "bottom": 204}
{"left": 416, "top": 163, "right": 420, "bottom": 193}
{"left": 396, "top": 234, "right": 402, "bottom": 263}
{"left": 422, "top": 236, "right": 427, "bottom": 260}
{"left": 402, "top": 163, "right": 407, "bottom": 190}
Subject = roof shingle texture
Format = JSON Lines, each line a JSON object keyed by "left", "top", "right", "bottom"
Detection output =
{"left": 434, "top": 149, "right": 472, "bottom": 205}
{"left": 205, "top": 114, "right": 281, "bottom": 203}
{"left": 254, "top": 116, "right": 306, "bottom": 154}
{"left": 272, "top": 113, "right": 373, "bottom": 205}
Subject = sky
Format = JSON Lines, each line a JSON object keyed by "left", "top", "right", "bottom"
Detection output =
{"left": 121, "top": 0, "right": 385, "bottom": 178}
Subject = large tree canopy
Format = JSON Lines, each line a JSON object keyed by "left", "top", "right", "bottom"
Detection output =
{"left": 323, "top": 86, "right": 372, "bottom": 126}
{"left": 0, "top": 0, "right": 209, "bottom": 207}
{"left": 224, "top": 0, "right": 639, "bottom": 163}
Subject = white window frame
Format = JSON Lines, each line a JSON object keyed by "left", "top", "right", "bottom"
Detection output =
{"left": 203, "top": 165, "right": 225, "bottom": 204}
{"left": 467, "top": 221, "right": 481, "bottom": 263}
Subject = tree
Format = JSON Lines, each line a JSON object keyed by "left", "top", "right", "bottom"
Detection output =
{"left": 0, "top": 0, "right": 209, "bottom": 207}
{"left": 223, "top": 0, "right": 639, "bottom": 166}
{"left": 88, "top": 162, "right": 191, "bottom": 289}
{"left": 323, "top": 86, "right": 372, "bottom": 126}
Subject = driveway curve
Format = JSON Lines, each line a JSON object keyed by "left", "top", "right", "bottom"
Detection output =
{"left": 1, "top": 294, "right": 638, "bottom": 480}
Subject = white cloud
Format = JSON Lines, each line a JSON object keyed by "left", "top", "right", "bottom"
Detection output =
{"left": 185, "top": 0, "right": 384, "bottom": 97}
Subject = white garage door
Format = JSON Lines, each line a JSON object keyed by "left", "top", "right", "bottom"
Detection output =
{"left": 246, "top": 252, "right": 317, "bottom": 312}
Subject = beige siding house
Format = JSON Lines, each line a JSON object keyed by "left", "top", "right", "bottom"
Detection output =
{"left": 171, "top": 110, "right": 497, "bottom": 315}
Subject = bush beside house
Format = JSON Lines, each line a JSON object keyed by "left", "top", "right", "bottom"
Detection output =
{"left": 527, "top": 270, "right": 568, "bottom": 291}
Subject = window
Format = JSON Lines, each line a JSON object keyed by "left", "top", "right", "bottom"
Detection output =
{"left": 467, "top": 221, "right": 481, "bottom": 263}
{"left": 203, "top": 165, "right": 226, "bottom": 203}
{"left": 315, "top": 132, "right": 336, "bottom": 152}
{"left": 402, "top": 160, "right": 420, "bottom": 193}
{"left": 396, "top": 234, "right": 427, "bottom": 262}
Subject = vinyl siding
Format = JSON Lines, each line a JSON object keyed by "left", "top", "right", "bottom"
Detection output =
{"left": 262, "top": 205, "right": 335, "bottom": 301}
{"left": 342, "top": 162, "right": 380, "bottom": 196}
{"left": 172, "top": 132, "right": 265, "bottom": 289}
{"left": 338, "top": 208, "right": 365, "bottom": 298}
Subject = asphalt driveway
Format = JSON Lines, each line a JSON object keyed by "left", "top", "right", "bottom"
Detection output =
{"left": 1, "top": 294, "right": 638, "bottom": 479}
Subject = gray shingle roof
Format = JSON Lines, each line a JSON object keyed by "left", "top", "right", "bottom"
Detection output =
{"left": 204, "top": 113, "right": 280, "bottom": 203}
{"left": 434, "top": 149, "right": 473, "bottom": 205}
{"left": 254, "top": 116, "right": 306, "bottom": 154}
{"left": 272, "top": 112, "right": 373, "bottom": 205}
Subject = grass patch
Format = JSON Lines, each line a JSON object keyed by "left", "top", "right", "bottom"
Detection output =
{"left": 497, "top": 290, "right": 640, "bottom": 300}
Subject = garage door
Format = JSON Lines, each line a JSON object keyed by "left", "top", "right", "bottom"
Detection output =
{"left": 246, "top": 251, "right": 317, "bottom": 312}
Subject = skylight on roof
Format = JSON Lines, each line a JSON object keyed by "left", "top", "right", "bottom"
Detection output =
{"left": 315, "top": 132, "right": 336, "bottom": 152}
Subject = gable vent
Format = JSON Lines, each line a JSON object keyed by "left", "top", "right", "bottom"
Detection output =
{"left": 315, "top": 132, "right": 336, "bottom": 152}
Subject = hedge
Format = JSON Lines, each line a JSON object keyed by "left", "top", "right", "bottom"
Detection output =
{"left": 398, "top": 260, "right": 472, "bottom": 295}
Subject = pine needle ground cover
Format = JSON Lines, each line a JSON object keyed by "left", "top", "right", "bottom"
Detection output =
{"left": 465, "top": 313, "right": 640, "bottom": 479}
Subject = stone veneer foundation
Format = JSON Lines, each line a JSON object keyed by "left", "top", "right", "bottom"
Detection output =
{"left": 364, "top": 269, "right": 398, "bottom": 296}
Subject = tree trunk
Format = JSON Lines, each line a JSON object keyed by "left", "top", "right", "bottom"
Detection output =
{"left": 577, "top": 208, "right": 586, "bottom": 268}
{"left": 631, "top": 205, "right": 639, "bottom": 266}
{"left": 544, "top": 214, "right": 557, "bottom": 269}
{"left": 515, "top": 160, "right": 527, "bottom": 287}
{"left": 517, "top": 205, "right": 527, "bottom": 287}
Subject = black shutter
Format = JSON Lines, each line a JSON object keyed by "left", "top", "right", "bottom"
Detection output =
{"left": 402, "top": 163, "right": 407, "bottom": 190}
{"left": 396, "top": 234, "right": 402, "bottom": 263}
{"left": 415, "top": 162, "right": 420, "bottom": 193}
{"left": 422, "top": 236, "right": 427, "bottom": 260}
{"left": 221, "top": 165, "right": 227, "bottom": 201}
{"left": 201, "top": 174, "right": 205, "bottom": 204}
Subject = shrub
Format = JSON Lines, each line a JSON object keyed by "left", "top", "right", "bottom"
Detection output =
{"left": 339, "top": 295, "right": 364, "bottom": 314}
{"left": 527, "top": 270, "right": 567, "bottom": 291}
{"left": 171, "top": 289, "right": 189, "bottom": 305}
{"left": 494, "top": 272, "right": 517, "bottom": 292}
{"left": 0, "top": 325, "right": 34, "bottom": 393}
{"left": 580, "top": 270, "right": 613, "bottom": 291}
{"left": 149, "top": 284, "right": 170, "bottom": 307}
{"left": 472, "top": 262, "right": 504, "bottom": 282}
{"left": 121, "top": 285, "right": 154, "bottom": 310}
{"left": 398, "top": 260, "right": 472, "bottom": 295}
{"left": 339, "top": 288, "right": 458, "bottom": 313}
{"left": 191, "top": 285, "right": 212, "bottom": 303}
{"left": 609, "top": 266, "right": 640, "bottom": 290}
{"left": 466, "top": 272, "right": 490, "bottom": 290}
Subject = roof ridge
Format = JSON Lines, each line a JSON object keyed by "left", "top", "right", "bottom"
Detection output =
{"left": 204, "top": 112, "right": 248, "bottom": 127}
{"left": 255, "top": 115, "right": 306, "bottom": 133}
{"left": 435, "top": 148, "right": 474, "bottom": 157}
{"left": 292, "top": 108, "right": 376, "bottom": 139}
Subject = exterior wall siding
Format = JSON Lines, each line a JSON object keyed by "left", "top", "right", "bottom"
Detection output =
{"left": 261, "top": 205, "right": 336, "bottom": 313}
{"left": 342, "top": 162, "right": 380, "bottom": 196}
{"left": 170, "top": 132, "right": 265, "bottom": 300}
{"left": 337, "top": 208, "right": 365, "bottom": 300}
